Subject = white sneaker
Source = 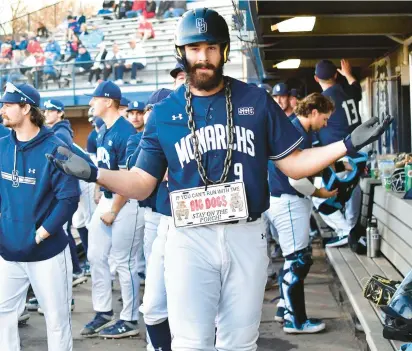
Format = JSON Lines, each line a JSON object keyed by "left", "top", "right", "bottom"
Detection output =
{"left": 26, "top": 297, "right": 39, "bottom": 311}
{"left": 130, "top": 79, "right": 137, "bottom": 84}
{"left": 114, "top": 79, "right": 124, "bottom": 85}
{"left": 73, "top": 270, "right": 88, "bottom": 287}
{"left": 283, "top": 318, "right": 326, "bottom": 334}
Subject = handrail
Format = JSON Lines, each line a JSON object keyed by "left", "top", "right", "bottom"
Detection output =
{"left": 0, "top": 49, "right": 244, "bottom": 104}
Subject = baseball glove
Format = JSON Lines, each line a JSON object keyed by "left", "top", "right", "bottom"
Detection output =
{"left": 363, "top": 275, "right": 401, "bottom": 306}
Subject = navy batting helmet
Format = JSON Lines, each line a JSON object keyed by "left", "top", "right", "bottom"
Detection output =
{"left": 174, "top": 8, "right": 230, "bottom": 70}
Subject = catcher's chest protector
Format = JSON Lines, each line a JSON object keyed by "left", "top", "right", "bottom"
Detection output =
{"left": 318, "top": 152, "right": 367, "bottom": 215}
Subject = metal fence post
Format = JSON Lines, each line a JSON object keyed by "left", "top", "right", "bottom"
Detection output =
{"left": 155, "top": 59, "right": 158, "bottom": 89}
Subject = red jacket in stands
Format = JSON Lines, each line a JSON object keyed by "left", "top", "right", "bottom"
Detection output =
{"left": 27, "top": 40, "right": 43, "bottom": 54}
{"left": 138, "top": 21, "right": 155, "bottom": 38}
{"left": 132, "top": 0, "right": 146, "bottom": 12}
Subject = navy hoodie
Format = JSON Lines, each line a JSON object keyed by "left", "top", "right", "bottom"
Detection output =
{"left": 50, "top": 120, "right": 74, "bottom": 146}
{"left": 0, "top": 127, "right": 80, "bottom": 262}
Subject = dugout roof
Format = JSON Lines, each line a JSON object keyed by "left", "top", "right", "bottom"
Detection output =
{"left": 250, "top": 1, "right": 412, "bottom": 82}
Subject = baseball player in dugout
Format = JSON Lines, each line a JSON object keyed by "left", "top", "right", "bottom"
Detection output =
{"left": 312, "top": 59, "right": 365, "bottom": 248}
{"left": 272, "top": 82, "right": 295, "bottom": 119}
{"left": 48, "top": 8, "right": 391, "bottom": 351}
{"left": 0, "top": 82, "right": 80, "bottom": 351}
{"left": 266, "top": 93, "right": 338, "bottom": 334}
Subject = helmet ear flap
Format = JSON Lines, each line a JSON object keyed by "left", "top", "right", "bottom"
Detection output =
{"left": 175, "top": 46, "right": 188, "bottom": 71}
{"left": 222, "top": 43, "right": 230, "bottom": 63}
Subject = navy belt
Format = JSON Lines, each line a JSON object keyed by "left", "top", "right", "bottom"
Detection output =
{"left": 271, "top": 192, "right": 304, "bottom": 199}
{"left": 226, "top": 213, "right": 261, "bottom": 225}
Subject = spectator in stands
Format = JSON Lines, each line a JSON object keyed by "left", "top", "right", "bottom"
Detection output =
{"left": 103, "top": 42, "right": 126, "bottom": 83}
{"left": 27, "top": 33, "right": 43, "bottom": 55}
{"left": 117, "top": 0, "right": 133, "bottom": 19}
{"left": 45, "top": 37, "right": 62, "bottom": 61}
{"left": 137, "top": 14, "right": 155, "bottom": 41}
{"left": 88, "top": 42, "right": 108, "bottom": 86}
{"left": 63, "top": 34, "right": 80, "bottom": 62}
{"left": 43, "top": 51, "right": 60, "bottom": 84}
{"left": 156, "top": 1, "right": 172, "bottom": 18}
{"left": 0, "top": 41, "right": 13, "bottom": 65}
{"left": 118, "top": 37, "right": 146, "bottom": 84}
{"left": 75, "top": 45, "right": 93, "bottom": 74}
{"left": 163, "top": 1, "right": 186, "bottom": 18}
{"left": 143, "top": 0, "right": 157, "bottom": 18}
{"left": 24, "top": 52, "right": 45, "bottom": 88}
{"left": 67, "top": 15, "right": 81, "bottom": 36}
{"left": 4, "top": 50, "right": 25, "bottom": 85}
{"left": 16, "top": 34, "right": 29, "bottom": 51}
{"left": 3, "top": 36, "right": 16, "bottom": 50}
{"left": 36, "top": 22, "right": 49, "bottom": 39}
{"left": 80, "top": 25, "right": 104, "bottom": 49}
{"left": 102, "top": 0, "right": 115, "bottom": 11}
{"left": 126, "top": 0, "right": 145, "bottom": 18}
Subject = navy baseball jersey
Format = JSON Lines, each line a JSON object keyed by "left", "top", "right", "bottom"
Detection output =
{"left": 136, "top": 78, "right": 303, "bottom": 216}
{"left": 318, "top": 83, "right": 362, "bottom": 145}
{"left": 87, "top": 129, "right": 98, "bottom": 154}
{"left": 127, "top": 132, "right": 154, "bottom": 209}
{"left": 126, "top": 132, "right": 143, "bottom": 169}
{"left": 268, "top": 116, "right": 313, "bottom": 197}
{"left": 0, "top": 124, "right": 10, "bottom": 138}
{"left": 97, "top": 117, "right": 136, "bottom": 194}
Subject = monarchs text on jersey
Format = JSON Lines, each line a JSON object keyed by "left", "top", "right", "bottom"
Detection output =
{"left": 136, "top": 78, "right": 303, "bottom": 216}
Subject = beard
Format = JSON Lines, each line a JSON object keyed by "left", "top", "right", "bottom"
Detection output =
{"left": 187, "top": 60, "right": 224, "bottom": 91}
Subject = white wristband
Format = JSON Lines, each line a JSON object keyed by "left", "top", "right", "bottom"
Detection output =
{"left": 288, "top": 177, "right": 316, "bottom": 196}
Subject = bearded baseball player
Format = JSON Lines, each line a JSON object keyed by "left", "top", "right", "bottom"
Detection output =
{"left": 48, "top": 8, "right": 391, "bottom": 351}
{"left": 0, "top": 83, "right": 80, "bottom": 351}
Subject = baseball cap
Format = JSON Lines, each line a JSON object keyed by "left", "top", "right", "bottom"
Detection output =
{"left": 170, "top": 63, "right": 185, "bottom": 79}
{"left": 127, "top": 101, "right": 146, "bottom": 112}
{"left": 120, "top": 96, "right": 130, "bottom": 107}
{"left": 0, "top": 82, "right": 40, "bottom": 106}
{"left": 85, "top": 81, "right": 122, "bottom": 100}
{"left": 146, "top": 88, "right": 173, "bottom": 106}
{"left": 272, "top": 83, "right": 288, "bottom": 96}
{"left": 315, "top": 60, "right": 337, "bottom": 80}
{"left": 44, "top": 99, "right": 64, "bottom": 111}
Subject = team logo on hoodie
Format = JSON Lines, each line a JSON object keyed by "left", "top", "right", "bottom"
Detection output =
{"left": 11, "top": 170, "right": 19, "bottom": 188}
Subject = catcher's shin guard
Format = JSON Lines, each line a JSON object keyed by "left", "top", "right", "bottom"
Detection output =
{"left": 282, "top": 248, "right": 313, "bottom": 327}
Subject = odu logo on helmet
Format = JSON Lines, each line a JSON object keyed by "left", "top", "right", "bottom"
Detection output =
{"left": 196, "top": 18, "right": 207, "bottom": 33}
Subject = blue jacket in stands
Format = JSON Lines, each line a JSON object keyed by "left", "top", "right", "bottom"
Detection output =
{"left": 75, "top": 52, "right": 93, "bottom": 70}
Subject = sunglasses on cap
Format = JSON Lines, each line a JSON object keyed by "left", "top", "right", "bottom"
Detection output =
{"left": 4, "top": 82, "right": 36, "bottom": 105}
{"left": 44, "top": 100, "right": 63, "bottom": 110}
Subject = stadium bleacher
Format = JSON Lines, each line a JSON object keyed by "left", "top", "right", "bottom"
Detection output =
{"left": 34, "top": 0, "right": 245, "bottom": 105}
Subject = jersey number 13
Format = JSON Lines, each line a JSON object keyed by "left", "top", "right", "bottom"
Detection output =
{"left": 342, "top": 99, "right": 360, "bottom": 126}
